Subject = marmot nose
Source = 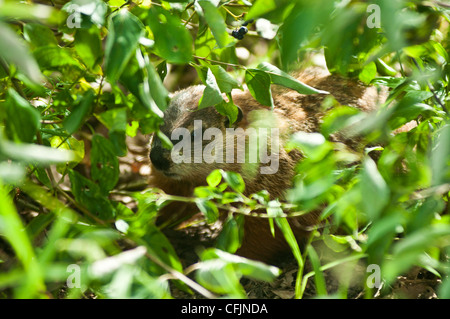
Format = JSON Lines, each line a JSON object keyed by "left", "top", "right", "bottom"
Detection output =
{"left": 150, "top": 146, "right": 171, "bottom": 171}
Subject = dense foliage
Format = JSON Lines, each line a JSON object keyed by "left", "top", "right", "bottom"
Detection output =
{"left": 0, "top": 0, "right": 449, "bottom": 299}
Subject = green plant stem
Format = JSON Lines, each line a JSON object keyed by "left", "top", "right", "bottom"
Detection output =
{"left": 222, "top": 5, "right": 240, "bottom": 20}
{"left": 184, "top": 10, "right": 197, "bottom": 27}
{"left": 193, "top": 55, "right": 245, "bottom": 69}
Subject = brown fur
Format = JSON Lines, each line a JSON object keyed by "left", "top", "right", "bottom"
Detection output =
{"left": 148, "top": 67, "right": 388, "bottom": 263}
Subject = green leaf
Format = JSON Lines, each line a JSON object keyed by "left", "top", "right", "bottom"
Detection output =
{"left": 156, "top": 130, "right": 173, "bottom": 150}
{"left": 221, "top": 170, "right": 245, "bottom": 193}
{"left": 49, "top": 136, "right": 85, "bottom": 173}
{"left": 69, "top": 169, "right": 115, "bottom": 220}
{"left": 104, "top": 9, "right": 143, "bottom": 83}
{"left": 196, "top": 0, "right": 231, "bottom": 49}
{"left": 208, "top": 65, "right": 242, "bottom": 93}
{"left": 155, "top": 60, "right": 168, "bottom": 82}
{"left": 195, "top": 258, "right": 245, "bottom": 296}
{"left": 390, "top": 103, "right": 436, "bottom": 130}
{"left": 375, "top": 58, "right": 397, "bottom": 76}
{"left": 360, "top": 157, "right": 390, "bottom": 220}
{"left": 194, "top": 186, "right": 218, "bottom": 199}
{"left": 63, "top": 89, "right": 96, "bottom": 134}
{"left": 358, "top": 61, "right": 377, "bottom": 84}
{"left": 366, "top": 211, "right": 403, "bottom": 263}
{"left": 143, "top": 53, "right": 170, "bottom": 111}
{"left": 278, "top": 1, "right": 334, "bottom": 68}
{"left": 196, "top": 248, "right": 280, "bottom": 296}
{"left": 0, "top": 22, "right": 43, "bottom": 84}
{"left": 206, "top": 169, "right": 223, "bottom": 187}
{"left": 246, "top": 0, "right": 277, "bottom": 20}
{"left": 33, "top": 45, "right": 83, "bottom": 73}
{"left": 0, "top": 2, "right": 57, "bottom": 22}
{"left": 0, "top": 137, "right": 75, "bottom": 165}
{"left": 439, "top": 273, "right": 450, "bottom": 298}
{"left": 0, "top": 162, "right": 25, "bottom": 185}
{"left": 96, "top": 108, "right": 128, "bottom": 157}
{"left": 96, "top": 107, "right": 127, "bottom": 133}
{"left": 5, "top": 88, "right": 41, "bottom": 143}
{"left": 257, "top": 62, "right": 328, "bottom": 94}
{"left": 195, "top": 19, "right": 217, "bottom": 58}
{"left": 215, "top": 96, "right": 240, "bottom": 126}
{"left": 23, "top": 23, "right": 58, "bottom": 48}
{"left": 0, "top": 182, "right": 45, "bottom": 298}
{"left": 322, "top": 4, "right": 375, "bottom": 75}
{"left": 20, "top": 181, "right": 77, "bottom": 261}
{"left": 431, "top": 124, "right": 450, "bottom": 186}
{"left": 287, "top": 131, "right": 332, "bottom": 161}
{"left": 244, "top": 69, "right": 273, "bottom": 108}
{"left": 216, "top": 215, "right": 244, "bottom": 254}
{"left": 201, "top": 248, "right": 281, "bottom": 282}
{"left": 195, "top": 199, "right": 219, "bottom": 223}
{"left": 384, "top": 225, "right": 450, "bottom": 284}
{"left": 147, "top": 6, "right": 193, "bottom": 64}
{"left": 388, "top": 90, "right": 435, "bottom": 129}
{"left": 307, "top": 245, "right": 327, "bottom": 296}
{"left": 74, "top": 27, "right": 102, "bottom": 69}
{"left": 321, "top": 106, "right": 363, "bottom": 138}
{"left": 267, "top": 200, "right": 303, "bottom": 264}
{"left": 89, "top": 246, "right": 147, "bottom": 278}
{"left": 90, "top": 134, "right": 119, "bottom": 193}
{"left": 198, "top": 68, "right": 224, "bottom": 109}
{"left": 118, "top": 53, "right": 144, "bottom": 101}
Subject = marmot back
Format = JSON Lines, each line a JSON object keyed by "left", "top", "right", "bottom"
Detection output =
{"left": 148, "top": 67, "right": 387, "bottom": 263}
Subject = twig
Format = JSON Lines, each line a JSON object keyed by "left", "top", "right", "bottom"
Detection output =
{"left": 121, "top": 238, "right": 217, "bottom": 299}
{"left": 184, "top": 10, "right": 197, "bottom": 27}
{"left": 193, "top": 55, "right": 245, "bottom": 69}
{"left": 434, "top": 1, "right": 450, "bottom": 8}
{"left": 410, "top": 183, "right": 450, "bottom": 200}
{"left": 146, "top": 190, "right": 316, "bottom": 221}
{"left": 40, "top": 119, "right": 63, "bottom": 124}
{"left": 145, "top": 252, "right": 218, "bottom": 299}
{"left": 222, "top": 5, "right": 240, "bottom": 20}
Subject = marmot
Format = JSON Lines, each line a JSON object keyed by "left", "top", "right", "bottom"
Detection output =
{"left": 148, "top": 67, "right": 387, "bottom": 263}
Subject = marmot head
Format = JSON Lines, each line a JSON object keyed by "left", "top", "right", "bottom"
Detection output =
{"left": 149, "top": 85, "right": 247, "bottom": 184}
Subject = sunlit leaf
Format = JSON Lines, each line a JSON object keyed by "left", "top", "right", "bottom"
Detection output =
{"left": 196, "top": 0, "right": 231, "bottom": 49}
{"left": 360, "top": 157, "right": 390, "bottom": 220}
{"left": 90, "top": 134, "right": 119, "bottom": 193}
{"left": 104, "top": 9, "right": 143, "bottom": 83}
{"left": 146, "top": 6, "right": 193, "bottom": 64}
{"left": 257, "top": 62, "right": 328, "bottom": 94}
{"left": 5, "top": 88, "right": 41, "bottom": 143}
{"left": 244, "top": 69, "right": 273, "bottom": 108}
